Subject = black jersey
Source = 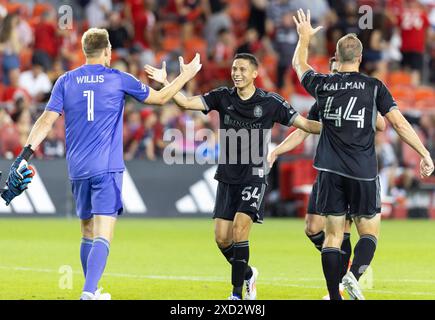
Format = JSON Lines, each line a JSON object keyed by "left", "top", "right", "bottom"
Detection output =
{"left": 301, "top": 70, "right": 397, "bottom": 181}
{"left": 307, "top": 102, "right": 320, "bottom": 121}
{"left": 202, "top": 87, "right": 299, "bottom": 184}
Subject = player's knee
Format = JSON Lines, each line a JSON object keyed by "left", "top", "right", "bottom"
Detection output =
{"left": 232, "top": 224, "right": 249, "bottom": 242}
{"left": 81, "top": 222, "right": 93, "bottom": 239}
{"left": 215, "top": 236, "right": 232, "bottom": 249}
{"left": 324, "top": 232, "right": 344, "bottom": 248}
{"left": 305, "top": 221, "right": 322, "bottom": 236}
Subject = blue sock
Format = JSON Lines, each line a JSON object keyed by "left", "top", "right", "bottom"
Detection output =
{"left": 80, "top": 238, "right": 93, "bottom": 277}
{"left": 83, "top": 237, "right": 110, "bottom": 294}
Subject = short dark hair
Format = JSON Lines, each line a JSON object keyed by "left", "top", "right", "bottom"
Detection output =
{"left": 233, "top": 53, "right": 259, "bottom": 69}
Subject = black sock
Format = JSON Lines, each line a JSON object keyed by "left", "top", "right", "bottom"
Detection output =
{"left": 350, "top": 234, "right": 377, "bottom": 281}
{"left": 232, "top": 241, "right": 249, "bottom": 297}
{"left": 340, "top": 233, "right": 352, "bottom": 280}
{"left": 307, "top": 231, "right": 325, "bottom": 252}
{"left": 321, "top": 247, "right": 343, "bottom": 300}
{"left": 220, "top": 243, "right": 253, "bottom": 280}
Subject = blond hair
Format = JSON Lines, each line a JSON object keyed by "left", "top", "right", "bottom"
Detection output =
{"left": 336, "top": 33, "right": 363, "bottom": 63}
{"left": 81, "top": 28, "right": 110, "bottom": 58}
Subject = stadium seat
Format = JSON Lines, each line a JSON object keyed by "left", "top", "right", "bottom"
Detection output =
{"left": 32, "top": 3, "right": 54, "bottom": 17}
{"left": 4, "top": 3, "right": 22, "bottom": 14}
{"left": 387, "top": 71, "right": 412, "bottom": 87}
{"left": 184, "top": 37, "right": 207, "bottom": 61}
{"left": 160, "top": 21, "right": 182, "bottom": 38}
{"left": 279, "top": 159, "right": 316, "bottom": 200}
{"left": 162, "top": 36, "right": 182, "bottom": 52}
{"left": 308, "top": 55, "right": 330, "bottom": 73}
{"left": 390, "top": 85, "right": 414, "bottom": 105}
{"left": 414, "top": 87, "right": 435, "bottom": 102}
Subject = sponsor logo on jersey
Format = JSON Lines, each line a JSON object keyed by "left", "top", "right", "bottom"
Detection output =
{"left": 224, "top": 115, "right": 263, "bottom": 129}
{"left": 254, "top": 105, "right": 263, "bottom": 118}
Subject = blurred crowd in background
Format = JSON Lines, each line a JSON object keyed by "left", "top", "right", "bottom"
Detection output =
{"left": 0, "top": 0, "right": 434, "bottom": 202}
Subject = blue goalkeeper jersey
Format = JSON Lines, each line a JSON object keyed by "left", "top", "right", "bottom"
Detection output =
{"left": 45, "top": 64, "right": 150, "bottom": 179}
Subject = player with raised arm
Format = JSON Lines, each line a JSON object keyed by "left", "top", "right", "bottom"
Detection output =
{"left": 291, "top": 9, "right": 434, "bottom": 300}
{"left": 145, "top": 53, "right": 321, "bottom": 300}
{"left": 268, "top": 57, "right": 386, "bottom": 299}
{"left": 2, "top": 28, "right": 202, "bottom": 300}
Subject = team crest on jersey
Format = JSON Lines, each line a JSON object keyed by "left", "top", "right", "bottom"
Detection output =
{"left": 254, "top": 105, "right": 263, "bottom": 118}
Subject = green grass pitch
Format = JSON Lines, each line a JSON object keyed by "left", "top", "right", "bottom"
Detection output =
{"left": 0, "top": 218, "right": 434, "bottom": 300}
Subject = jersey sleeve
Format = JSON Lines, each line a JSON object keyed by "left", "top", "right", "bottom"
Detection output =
{"left": 272, "top": 94, "right": 299, "bottom": 126}
{"left": 201, "top": 87, "right": 227, "bottom": 114}
{"left": 120, "top": 71, "right": 150, "bottom": 102}
{"left": 307, "top": 102, "right": 320, "bottom": 121}
{"left": 300, "top": 70, "right": 328, "bottom": 97}
{"left": 45, "top": 75, "right": 66, "bottom": 114}
{"left": 376, "top": 81, "right": 398, "bottom": 116}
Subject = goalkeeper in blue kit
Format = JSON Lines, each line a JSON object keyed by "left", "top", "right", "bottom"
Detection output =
{"left": 3, "top": 28, "right": 202, "bottom": 299}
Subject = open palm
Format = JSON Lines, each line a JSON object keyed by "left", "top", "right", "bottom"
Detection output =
{"left": 293, "top": 9, "right": 323, "bottom": 39}
{"left": 145, "top": 61, "right": 167, "bottom": 84}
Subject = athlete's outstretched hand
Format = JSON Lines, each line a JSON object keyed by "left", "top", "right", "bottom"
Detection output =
{"left": 179, "top": 53, "right": 202, "bottom": 81}
{"left": 293, "top": 9, "right": 323, "bottom": 40}
{"left": 267, "top": 150, "right": 277, "bottom": 169}
{"left": 420, "top": 155, "right": 434, "bottom": 178}
{"left": 145, "top": 61, "right": 167, "bottom": 84}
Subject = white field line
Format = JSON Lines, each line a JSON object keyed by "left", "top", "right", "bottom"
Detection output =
{"left": 1, "top": 265, "right": 435, "bottom": 297}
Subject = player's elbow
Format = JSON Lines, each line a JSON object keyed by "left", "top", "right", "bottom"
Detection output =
{"left": 390, "top": 117, "right": 407, "bottom": 131}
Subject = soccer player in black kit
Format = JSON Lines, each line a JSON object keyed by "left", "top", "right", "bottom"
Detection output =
{"left": 145, "top": 53, "right": 321, "bottom": 300}
{"left": 268, "top": 57, "right": 386, "bottom": 299}
{"left": 292, "top": 9, "right": 434, "bottom": 300}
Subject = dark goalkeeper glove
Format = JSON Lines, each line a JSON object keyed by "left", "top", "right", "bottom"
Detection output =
{"left": 1, "top": 166, "right": 34, "bottom": 205}
{"left": 1, "top": 145, "right": 35, "bottom": 206}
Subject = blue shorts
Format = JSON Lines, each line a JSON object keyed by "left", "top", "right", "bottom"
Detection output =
{"left": 71, "top": 172, "right": 124, "bottom": 220}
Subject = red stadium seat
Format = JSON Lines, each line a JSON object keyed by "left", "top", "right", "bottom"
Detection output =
{"left": 414, "top": 87, "right": 435, "bottom": 102}
{"left": 387, "top": 71, "right": 412, "bottom": 87}
{"left": 390, "top": 85, "right": 414, "bottom": 105}
{"left": 279, "top": 159, "right": 316, "bottom": 200}
{"left": 162, "top": 36, "right": 182, "bottom": 52}
{"left": 32, "top": 3, "right": 54, "bottom": 17}
{"left": 184, "top": 37, "right": 207, "bottom": 61}
{"left": 308, "top": 55, "right": 330, "bottom": 73}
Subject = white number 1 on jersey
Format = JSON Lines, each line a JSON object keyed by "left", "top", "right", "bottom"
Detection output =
{"left": 83, "top": 90, "right": 94, "bottom": 121}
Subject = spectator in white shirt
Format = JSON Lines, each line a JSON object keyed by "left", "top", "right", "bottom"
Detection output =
{"left": 18, "top": 55, "right": 52, "bottom": 102}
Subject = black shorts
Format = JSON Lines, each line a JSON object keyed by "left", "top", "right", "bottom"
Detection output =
{"left": 307, "top": 178, "right": 353, "bottom": 221}
{"left": 401, "top": 52, "right": 423, "bottom": 71}
{"left": 213, "top": 181, "right": 266, "bottom": 224}
{"left": 316, "top": 171, "right": 381, "bottom": 218}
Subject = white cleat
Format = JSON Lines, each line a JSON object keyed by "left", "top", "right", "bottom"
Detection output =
{"left": 228, "top": 294, "right": 242, "bottom": 300}
{"left": 342, "top": 272, "right": 365, "bottom": 300}
{"left": 80, "top": 291, "right": 95, "bottom": 300}
{"left": 244, "top": 267, "right": 259, "bottom": 300}
{"left": 322, "top": 283, "right": 345, "bottom": 300}
{"left": 80, "top": 288, "right": 111, "bottom": 300}
{"left": 95, "top": 288, "right": 111, "bottom": 300}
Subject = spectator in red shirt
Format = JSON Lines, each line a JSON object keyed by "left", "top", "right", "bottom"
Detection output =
{"left": 124, "top": 0, "right": 156, "bottom": 50}
{"left": 1, "top": 68, "right": 31, "bottom": 111}
{"left": 397, "top": 0, "right": 430, "bottom": 85}
{"left": 34, "top": 10, "right": 60, "bottom": 69}
{"left": 125, "top": 108, "right": 157, "bottom": 160}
